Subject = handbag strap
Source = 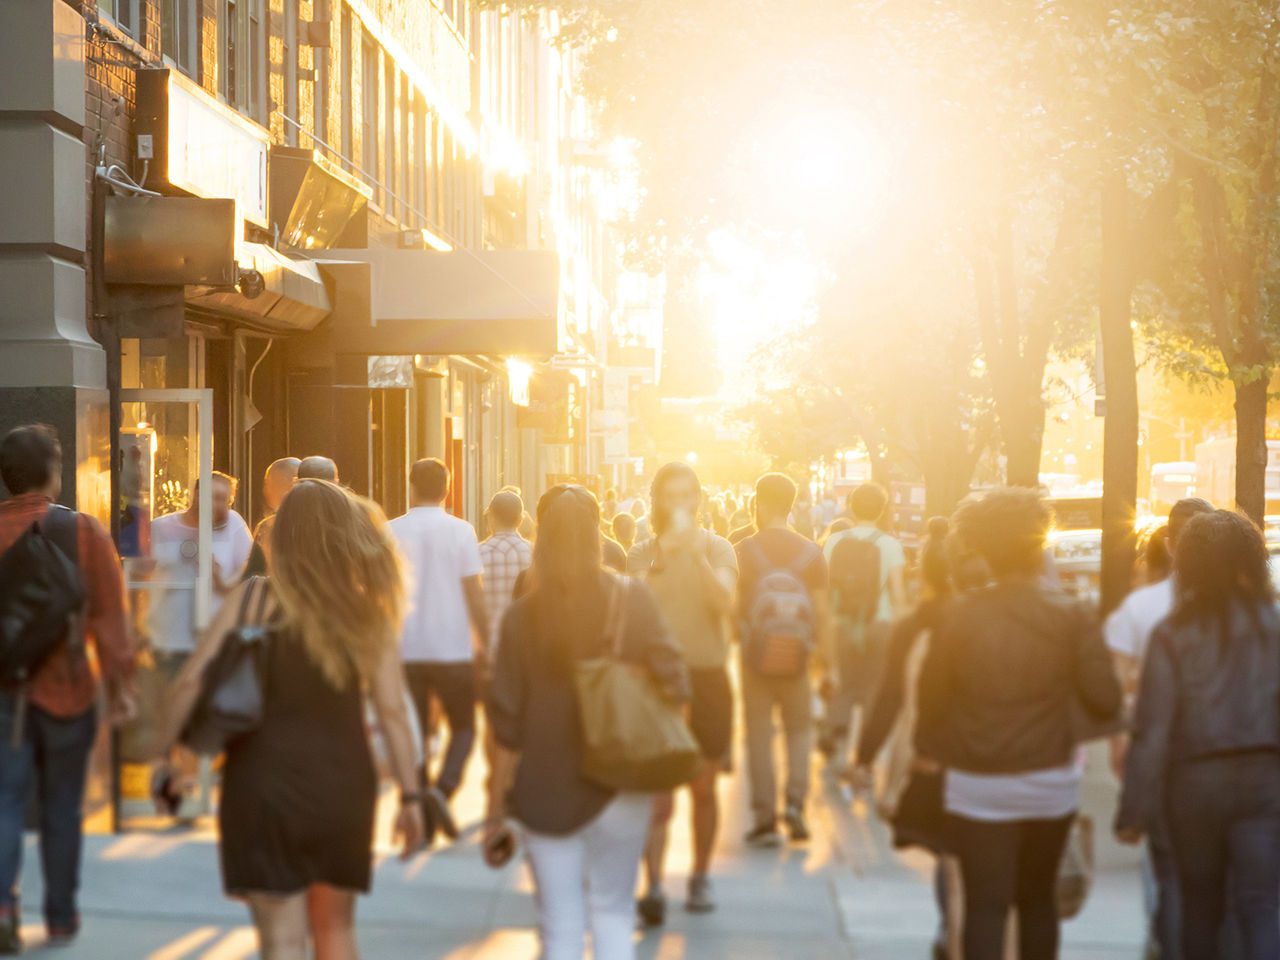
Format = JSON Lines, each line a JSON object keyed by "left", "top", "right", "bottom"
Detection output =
{"left": 235, "top": 577, "right": 260, "bottom": 626}
{"left": 237, "top": 576, "right": 271, "bottom": 629}
{"left": 603, "top": 576, "right": 630, "bottom": 659}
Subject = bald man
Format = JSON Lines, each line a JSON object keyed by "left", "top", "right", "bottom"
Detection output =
{"left": 297, "top": 455, "right": 339, "bottom": 483}
{"left": 243, "top": 457, "right": 300, "bottom": 577}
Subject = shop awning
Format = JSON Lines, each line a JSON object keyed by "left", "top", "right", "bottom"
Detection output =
{"left": 186, "top": 242, "right": 331, "bottom": 332}
{"left": 316, "top": 248, "right": 560, "bottom": 356}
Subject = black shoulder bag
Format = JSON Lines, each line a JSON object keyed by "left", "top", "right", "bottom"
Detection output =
{"left": 181, "top": 576, "right": 272, "bottom": 755}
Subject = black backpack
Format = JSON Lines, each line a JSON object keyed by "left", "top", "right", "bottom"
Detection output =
{"left": 828, "top": 529, "right": 884, "bottom": 624}
{"left": 0, "top": 505, "right": 86, "bottom": 685}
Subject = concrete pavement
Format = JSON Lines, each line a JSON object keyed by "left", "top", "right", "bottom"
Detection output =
{"left": 13, "top": 745, "right": 1144, "bottom": 959}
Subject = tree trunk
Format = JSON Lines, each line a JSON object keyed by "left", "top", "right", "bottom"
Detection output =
{"left": 1234, "top": 373, "right": 1269, "bottom": 524}
{"left": 1098, "top": 174, "right": 1138, "bottom": 615}
{"left": 921, "top": 429, "right": 972, "bottom": 518}
{"left": 1002, "top": 400, "right": 1045, "bottom": 488}
{"left": 971, "top": 222, "right": 1049, "bottom": 490}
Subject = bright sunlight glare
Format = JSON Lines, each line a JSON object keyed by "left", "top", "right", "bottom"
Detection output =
{"left": 699, "top": 228, "right": 822, "bottom": 399}
{"left": 747, "top": 104, "right": 896, "bottom": 234}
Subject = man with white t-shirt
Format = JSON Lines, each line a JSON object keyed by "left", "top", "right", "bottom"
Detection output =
{"left": 1105, "top": 496, "right": 1212, "bottom": 960}
{"left": 147, "top": 472, "right": 253, "bottom": 817}
{"left": 147, "top": 472, "right": 254, "bottom": 671}
{"left": 389, "top": 459, "right": 489, "bottom": 843}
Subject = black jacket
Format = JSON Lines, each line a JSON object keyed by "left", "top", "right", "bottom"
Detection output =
{"left": 915, "top": 579, "right": 1122, "bottom": 775}
{"left": 856, "top": 598, "right": 945, "bottom": 765}
{"left": 1116, "top": 601, "right": 1280, "bottom": 832}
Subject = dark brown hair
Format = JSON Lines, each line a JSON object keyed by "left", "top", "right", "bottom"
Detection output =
{"left": 952, "top": 487, "right": 1051, "bottom": 578}
{"left": 1174, "top": 510, "right": 1273, "bottom": 619}
{"left": 409, "top": 458, "right": 450, "bottom": 503}
{"left": 529, "top": 486, "right": 607, "bottom": 675}
{"left": 0, "top": 424, "right": 60, "bottom": 495}
{"left": 755, "top": 472, "right": 797, "bottom": 521}
{"left": 847, "top": 483, "right": 889, "bottom": 522}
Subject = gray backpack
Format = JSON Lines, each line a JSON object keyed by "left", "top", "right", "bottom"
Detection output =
{"left": 742, "top": 539, "right": 818, "bottom": 677}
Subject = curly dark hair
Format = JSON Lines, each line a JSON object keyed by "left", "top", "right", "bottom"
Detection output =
{"left": 1174, "top": 510, "right": 1273, "bottom": 617}
{"left": 952, "top": 487, "right": 1052, "bottom": 577}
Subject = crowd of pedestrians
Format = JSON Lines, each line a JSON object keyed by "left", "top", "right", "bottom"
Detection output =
{"left": 2, "top": 418, "right": 1280, "bottom": 959}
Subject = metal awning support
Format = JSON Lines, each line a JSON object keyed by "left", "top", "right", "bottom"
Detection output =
{"left": 186, "top": 242, "right": 331, "bottom": 331}
{"left": 102, "top": 196, "right": 331, "bottom": 333}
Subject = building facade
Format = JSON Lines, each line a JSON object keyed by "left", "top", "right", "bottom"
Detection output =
{"left": 0, "top": 0, "right": 657, "bottom": 823}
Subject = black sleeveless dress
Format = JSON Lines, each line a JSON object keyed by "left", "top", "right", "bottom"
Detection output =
{"left": 219, "top": 628, "right": 378, "bottom": 895}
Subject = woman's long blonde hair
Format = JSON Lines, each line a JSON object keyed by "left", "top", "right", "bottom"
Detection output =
{"left": 269, "top": 479, "right": 405, "bottom": 689}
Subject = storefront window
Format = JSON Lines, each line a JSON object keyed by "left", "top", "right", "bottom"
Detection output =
{"left": 116, "top": 337, "right": 221, "bottom": 825}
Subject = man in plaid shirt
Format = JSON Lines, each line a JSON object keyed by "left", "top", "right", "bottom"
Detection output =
{"left": 0, "top": 425, "right": 134, "bottom": 951}
{"left": 477, "top": 491, "right": 532, "bottom": 654}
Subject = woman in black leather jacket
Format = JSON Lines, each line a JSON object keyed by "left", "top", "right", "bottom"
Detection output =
{"left": 1116, "top": 510, "right": 1280, "bottom": 960}
{"left": 915, "top": 488, "right": 1122, "bottom": 960}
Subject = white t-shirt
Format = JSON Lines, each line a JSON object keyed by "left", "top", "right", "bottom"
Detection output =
{"left": 147, "top": 510, "right": 254, "bottom": 653}
{"left": 945, "top": 760, "right": 1083, "bottom": 822}
{"left": 1104, "top": 577, "right": 1174, "bottom": 662}
{"left": 390, "top": 506, "right": 484, "bottom": 663}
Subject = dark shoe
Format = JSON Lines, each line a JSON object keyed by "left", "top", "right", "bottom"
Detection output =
{"left": 744, "top": 822, "right": 783, "bottom": 848}
{"left": 418, "top": 795, "right": 438, "bottom": 849}
{"left": 0, "top": 907, "right": 20, "bottom": 955}
{"left": 46, "top": 921, "right": 79, "bottom": 948}
{"left": 784, "top": 806, "right": 811, "bottom": 843}
{"left": 686, "top": 874, "right": 716, "bottom": 913}
{"left": 637, "top": 891, "right": 666, "bottom": 927}
{"left": 425, "top": 786, "right": 459, "bottom": 840}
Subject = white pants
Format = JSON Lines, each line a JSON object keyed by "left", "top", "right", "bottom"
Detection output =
{"left": 522, "top": 793, "right": 653, "bottom": 960}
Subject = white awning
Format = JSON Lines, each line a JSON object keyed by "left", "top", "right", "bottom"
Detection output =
{"left": 314, "top": 248, "right": 560, "bottom": 355}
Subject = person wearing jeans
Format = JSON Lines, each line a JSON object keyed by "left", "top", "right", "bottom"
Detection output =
{"left": 949, "top": 812, "right": 1075, "bottom": 958}
{"left": 402, "top": 662, "right": 476, "bottom": 798}
{"left": 486, "top": 485, "right": 689, "bottom": 960}
{"left": 389, "top": 459, "right": 489, "bottom": 843}
{"left": 1118, "top": 510, "right": 1280, "bottom": 960}
{"left": 915, "top": 489, "right": 1122, "bottom": 960}
{"left": 0, "top": 702, "right": 97, "bottom": 937}
{"left": 0, "top": 425, "right": 136, "bottom": 951}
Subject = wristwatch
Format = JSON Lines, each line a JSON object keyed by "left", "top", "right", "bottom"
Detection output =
{"left": 400, "top": 789, "right": 426, "bottom": 806}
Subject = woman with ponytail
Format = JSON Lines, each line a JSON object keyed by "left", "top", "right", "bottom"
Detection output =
{"left": 851, "top": 515, "right": 963, "bottom": 960}
{"left": 485, "top": 484, "right": 689, "bottom": 960}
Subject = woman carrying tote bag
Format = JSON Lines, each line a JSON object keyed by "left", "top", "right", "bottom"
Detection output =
{"left": 485, "top": 484, "right": 690, "bottom": 960}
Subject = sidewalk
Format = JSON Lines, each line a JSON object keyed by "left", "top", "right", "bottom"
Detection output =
{"left": 831, "top": 744, "right": 1147, "bottom": 960}
{"left": 15, "top": 746, "right": 1143, "bottom": 959}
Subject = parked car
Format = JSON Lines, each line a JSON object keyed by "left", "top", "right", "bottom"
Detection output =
{"left": 1049, "top": 528, "right": 1101, "bottom": 606}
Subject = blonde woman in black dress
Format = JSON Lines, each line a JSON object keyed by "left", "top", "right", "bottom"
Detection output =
{"left": 160, "top": 480, "right": 425, "bottom": 959}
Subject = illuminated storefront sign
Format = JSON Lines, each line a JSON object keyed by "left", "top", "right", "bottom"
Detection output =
{"left": 136, "top": 68, "right": 270, "bottom": 229}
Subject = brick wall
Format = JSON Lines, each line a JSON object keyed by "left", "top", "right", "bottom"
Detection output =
{"left": 68, "top": 0, "right": 493, "bottom": 275}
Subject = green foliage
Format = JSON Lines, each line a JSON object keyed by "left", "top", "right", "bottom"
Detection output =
{"left": 504, "top": 0, "right": 1280, "bottom": 499}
